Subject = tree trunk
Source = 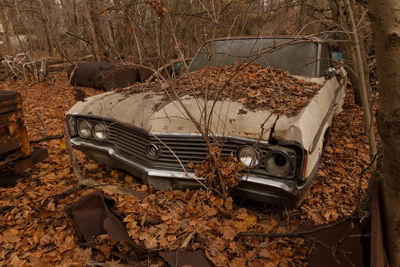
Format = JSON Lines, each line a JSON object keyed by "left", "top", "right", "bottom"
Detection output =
{"left": 343, "top": 0, "right": 377, "bottom": 160}
{"left": 369, "top": 0, "right": 400, "bottom": 264}
{"left": 81, "top": 0, "right": 103, "bottom": 60}
{"left": 0, "top": 7, "right": 13, "bottom": 55}
{"left": 328, "top": 0, "right": 366, "bottom": 106}
{"left": 3, "top": 7, "right": 25, "bottom": 54}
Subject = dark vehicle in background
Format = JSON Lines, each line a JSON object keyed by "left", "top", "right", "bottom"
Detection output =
{"left": 68, "top": 59, "right": 187, "bottom": 91}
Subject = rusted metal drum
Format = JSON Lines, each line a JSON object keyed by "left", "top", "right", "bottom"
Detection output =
{"left": 0, "top": 91, "right": 30, "bottom": 160}
{"left": 0, "top": 91, "right": 48, "bottom": 176}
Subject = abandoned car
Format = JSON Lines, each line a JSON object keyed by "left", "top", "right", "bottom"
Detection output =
{"left": 66, "top": 37, "right": 347, "bottom": 207}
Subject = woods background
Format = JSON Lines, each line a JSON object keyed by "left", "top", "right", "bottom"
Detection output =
{"left": 0, "top": 0, "right": 369, "bottom": 64}
{"left": 1, "top": 0, "right": 400, "bottom": 266}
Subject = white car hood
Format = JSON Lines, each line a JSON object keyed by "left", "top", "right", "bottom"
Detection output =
{"left": 67, "top": 90, "right": 278, "bottom": 141}
{"left": 67, "top": 76, "right": 328, "bottom": 146}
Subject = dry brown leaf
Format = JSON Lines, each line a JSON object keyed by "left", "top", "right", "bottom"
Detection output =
{"left": 221, "top": 226, "right": 238, "bottom": 241}
{"left": 144, "top": 237, "right": 157, "bottom": 249}
{"left": 0, "top": 229, "right": 21, "bottom": 244}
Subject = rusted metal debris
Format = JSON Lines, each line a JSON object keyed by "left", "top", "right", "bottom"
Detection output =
{"left": 68, "top": 191, "right": 214, "bottom": 266}
{"left": 66, "top": 191, "right": 134, "bottom": 244}
{"left": 159, "top": 250, "right": 212, "bottom": 267}
{"left": 305, "top": 219, "right": 366, "bottom": 266}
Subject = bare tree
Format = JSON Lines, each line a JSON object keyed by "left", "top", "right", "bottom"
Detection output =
{"left": 0, "top": 7, "right": 13, "bottom": 55}
{"left": 369, "top": 0, "right": 400, "bottom": 264}
{"left": 81, "top": 0, "right": 103, "bottom": 60}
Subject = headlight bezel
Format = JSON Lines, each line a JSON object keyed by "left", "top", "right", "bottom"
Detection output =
{"left": 237, "top": 143, "right": 298, "bottom": 178}
{"left": 238, "top": 146, "right": 261, "bottom": 169}
{"left": 264, "top": 149, "right": 294, "bottom": 177}
{"left": 77, "top": 119, "right": 93, "bottom": 139}
{"left": 93, "top": 122, "right": 109, "bottom": 141}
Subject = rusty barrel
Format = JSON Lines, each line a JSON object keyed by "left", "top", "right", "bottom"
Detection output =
{"left": 0, "top": 90, "right": 31, "bottom": 162}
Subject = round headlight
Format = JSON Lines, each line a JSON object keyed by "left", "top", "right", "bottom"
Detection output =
{"left": 238, "top": 146, "right": 260, "bottom": 168}
{"left": 93, "top": 123, "right": 108, "bottom": 141}
{"left": 146, "top": 144, "right": 160, "bottom": 159}
{"left": 77, "top": 120, "right": 92, "bottom": 138}
{"left": 265, "top": 150, "right": 292, "bottom": 177}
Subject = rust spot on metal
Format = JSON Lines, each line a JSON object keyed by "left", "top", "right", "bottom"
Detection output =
{"left": 20, "top": 125, "right": 31, "bottom": 157}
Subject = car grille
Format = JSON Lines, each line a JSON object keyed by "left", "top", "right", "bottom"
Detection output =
{"left": 108, "top": 123, "right": 239, "bottom": 171}
{"left": 107, "top": 122, "right": 293, "bottom": 178}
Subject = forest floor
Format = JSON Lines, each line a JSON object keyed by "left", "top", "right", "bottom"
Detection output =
{"left": 0, "top": 72, "right": 372, "bottom": 266}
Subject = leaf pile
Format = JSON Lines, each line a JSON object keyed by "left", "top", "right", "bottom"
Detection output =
{"left": 189, "top": 144, "right": 245, "bottom": 197}
{"left": 123, "top": 62, "right": 322, "bottom": 117}
{"left": 0, "top": 73, "right": 372, "bottom": 266}
{"left": 118, "top": 190, "right": 306, "bottom": 266}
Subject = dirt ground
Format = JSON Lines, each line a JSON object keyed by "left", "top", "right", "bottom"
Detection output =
{"left": 0, "top": 72, "right": 371, "bottom": 266}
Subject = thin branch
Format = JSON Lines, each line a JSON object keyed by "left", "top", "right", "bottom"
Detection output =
{"left": 66, "top": 31, "right": 91, "bottom": 44}
{"left": 30, "top": 134, "right": 64, "bottom": 144}
{"left": 34, "top": 111, "right": 47, "bottom": 138}
{"left": 64, "top": 124, "right": 84, "bottom": 182}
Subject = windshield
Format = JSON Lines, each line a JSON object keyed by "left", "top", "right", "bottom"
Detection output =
{"left": 189, "top": 38, "right": 320, "bottom": 77}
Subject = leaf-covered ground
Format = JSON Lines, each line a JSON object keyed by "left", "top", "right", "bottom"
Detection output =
{"left": 0, "top": 73, "right": 370, "bottom": 266}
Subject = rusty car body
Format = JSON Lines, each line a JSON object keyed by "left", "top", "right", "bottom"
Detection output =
{"left": 68, "top": 59, "right": 184, "bottom": 91}
{"left": 0, "top": 91, "right": 47, "bottom": 177}
{"left": 66, "top": 37, "right": 346, "bottom": 207}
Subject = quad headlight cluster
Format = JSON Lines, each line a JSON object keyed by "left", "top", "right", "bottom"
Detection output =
{"left": 238, "top": 146, "right": 295, "bottom": 177}
{"left": 68, "top": 116, "right": 109, "bottom": 141}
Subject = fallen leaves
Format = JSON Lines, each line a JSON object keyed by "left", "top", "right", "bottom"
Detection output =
{"left": 300, "top": 89, "right": 372, "bottom": 224}
{"left": 121, "top": 62, "right": 322, "bottom": 117}
{"left": 0, "top": 71, "right": 371, "bottom": 266}
{"left": 191, "top": 145, "right": 246, "bottom": 196}
{"left": 0, "top": 229, "right": 21, "bottom": 244}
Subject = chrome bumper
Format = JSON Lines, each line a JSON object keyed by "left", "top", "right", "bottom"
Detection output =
{"left": 71, "top": 138, "right": 317, "bottom": 207}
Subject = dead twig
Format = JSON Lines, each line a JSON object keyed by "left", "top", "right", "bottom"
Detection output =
{"left": 30, "top": 112, "right": 64, "bottom": 143}
{"left": 30, "top": 133, "right": 65, "bottom": 143}
{"left": 79, "top": 179, "right": 147, "bottom": 200}
{"left": 64, "top": 124, "right": 84, "bottom": 182}
{"left": 65, "top": 31, "right": 91, "bottom": 44}
{"left": 239, "top": 216, "right": 351, "bottom": 238}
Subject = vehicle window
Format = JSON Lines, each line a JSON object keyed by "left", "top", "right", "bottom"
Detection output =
{"left": 189, "top": 38, "right": 319, "bottom": 76}
{"left": 319, "top": 44, "right": 332, "bottom": 75}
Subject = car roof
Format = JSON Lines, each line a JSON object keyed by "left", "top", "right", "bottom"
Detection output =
{"left": 205, "top": 36, "right": 327, "bottom": 44}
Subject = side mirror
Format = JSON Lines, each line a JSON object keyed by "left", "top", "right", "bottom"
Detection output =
{"left": 324, "top": 67, "right": 337, "bottom": 80}
{"left": 332, "top": 52, "right": 343, "bottom": 61}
